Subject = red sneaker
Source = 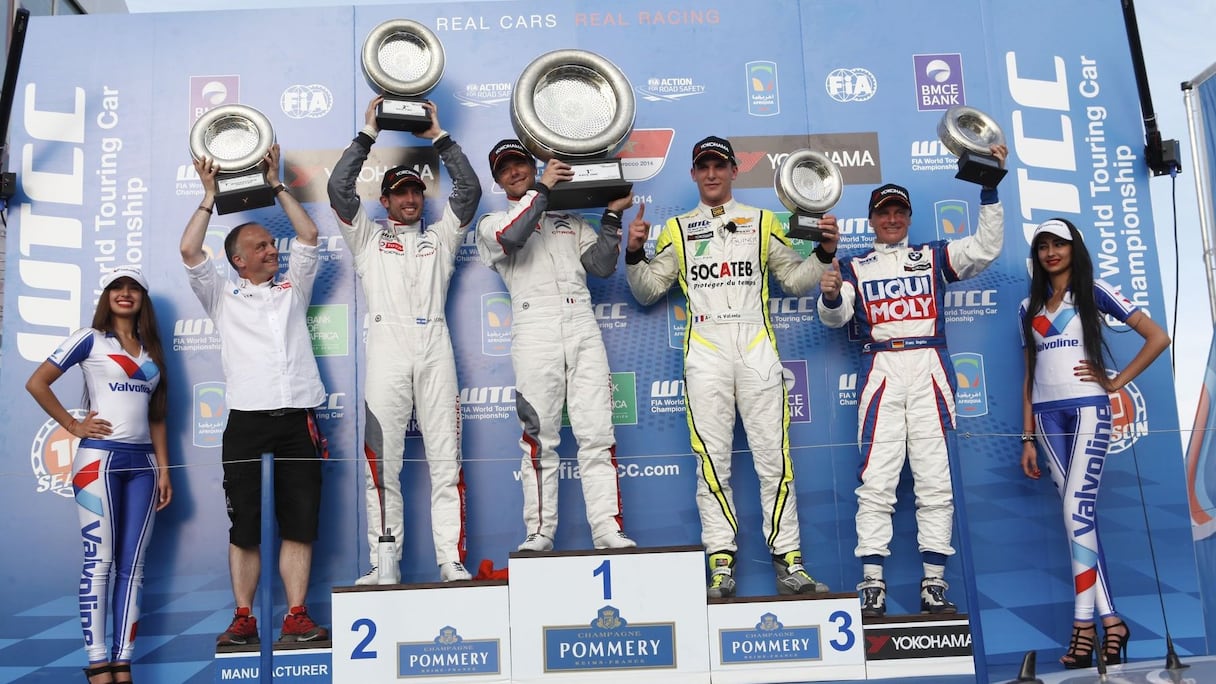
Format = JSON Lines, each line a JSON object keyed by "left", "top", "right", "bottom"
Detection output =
{"left": 279, "top": 605, "right": 329, "bottom": 643}
{"left": 216, "top": 607, "right": 259, "bottom": 646}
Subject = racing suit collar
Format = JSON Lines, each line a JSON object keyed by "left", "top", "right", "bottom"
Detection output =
{"left": 873, "top": 236, "right": 909, "bottom": 253}
{"left": 386, "top": 217, "right": 423, "bottom": 235}
{"left": 697, "top": 198, "right": 737, "bottom": 219}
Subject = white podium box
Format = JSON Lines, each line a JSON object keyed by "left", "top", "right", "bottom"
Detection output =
{"left": 331, "top": 580, "right": 511, "bottom": 683}
{"left": 508, "top": 545, "right": 710, "bottom": 683}
{"left": 706, "top": 594, "right": 867, "bottom": 683}
{"left": 213, "top": 644, "right": 332, "bottom": 683}
{"left": 862, "top": 614, "right": 974, "bottom": 679}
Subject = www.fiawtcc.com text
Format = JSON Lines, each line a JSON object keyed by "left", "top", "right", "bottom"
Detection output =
{"left": 513, "top": 461, "right": 680, "bottom": 481}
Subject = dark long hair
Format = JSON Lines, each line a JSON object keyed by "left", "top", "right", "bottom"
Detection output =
{"left": 1023, "top": 218, "right": 1111, "bottom": 394}
{"left": 92, "top": 282, "right": 169, "bottom": 422}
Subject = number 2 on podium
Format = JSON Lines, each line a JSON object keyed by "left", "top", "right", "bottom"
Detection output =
{"left": 593, "top": 559, "right": 612, "bottom": 600}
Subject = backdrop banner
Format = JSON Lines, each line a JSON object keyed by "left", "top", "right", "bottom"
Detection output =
{"left": 0, "top": 1, "right": 1199, "bottom": 681}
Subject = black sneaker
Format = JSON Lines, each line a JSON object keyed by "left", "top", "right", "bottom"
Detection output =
{"left": 858, "top": 577, "right": 887, "bottom": 617}
{"left": 920, "top": 577, "right": 958, "bottom": 614}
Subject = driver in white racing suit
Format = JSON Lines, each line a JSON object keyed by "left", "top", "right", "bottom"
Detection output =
{"left": 328, "top": 97, "right": 483, "bottom": 584}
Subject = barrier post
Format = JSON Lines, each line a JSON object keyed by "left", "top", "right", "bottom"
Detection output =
{"left": 259, "top": 452, "right": 274, "bottom": 684}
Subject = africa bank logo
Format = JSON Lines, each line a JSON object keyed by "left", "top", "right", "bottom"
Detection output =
{"left": 30, "top": 409, "right": 87, "bottom": 498}
{"left": 935, "top": 200, "right": 971, "bottom": 240}
{"left": 667, "top": 290, "right": 688, "bottom": 349}
{"left": 951, "top": 352, "right": 988, "bottom": 417}
{"left": 1108, "top": 378, "right": 1148, "bottom": 454}
{"left": 482, "top": 292, "right": 512, "bottom": 357}
{"left": 746, "top": 61, "right": 780, "bottom": 117}
{"left": 194, "top": 382, "right": 227, "bottom": 448}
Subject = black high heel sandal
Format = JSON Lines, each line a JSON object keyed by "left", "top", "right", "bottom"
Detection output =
{"left": 1061, "top": 623, "right": 1096, "bottom": 669}
{"left": 1103, "top": 619, "right": 1130, "bottom": 665}
{"left": 82, "top": 663, "right": 112, "bottom": 683}
{"left": 110, "top": 663, "right": 133, "bottom": 683}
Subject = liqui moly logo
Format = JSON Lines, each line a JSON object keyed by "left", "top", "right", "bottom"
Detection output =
{"left": 862, "top": 276, "right": 935, "bottom": 324}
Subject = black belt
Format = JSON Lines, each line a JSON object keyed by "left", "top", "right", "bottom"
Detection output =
{"left": 244, "top": 408, "right": 305, "bottom": 417}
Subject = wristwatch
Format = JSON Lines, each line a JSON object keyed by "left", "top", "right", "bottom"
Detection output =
{"left": 1020, "top": 433, "right": 1035, "bottom": 443}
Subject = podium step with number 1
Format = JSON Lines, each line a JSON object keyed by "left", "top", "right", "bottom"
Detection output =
{"left": 509, "top": 544, "right": 710, "bottom": 683}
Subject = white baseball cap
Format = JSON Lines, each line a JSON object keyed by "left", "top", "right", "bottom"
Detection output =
{"left": 100, "top": 265, "right": 149, "bottom": 291}
{"left": 1031, "top": 219, "right": 1073, "bottom": 242}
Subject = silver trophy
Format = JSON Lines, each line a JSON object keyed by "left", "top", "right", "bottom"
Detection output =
{"left": 511, "top": 49, "right": 635, "bottom": 210}
{"left": 937, "top": 105, "right": 1007, "bottom": 186}
{"left": 361, "top": 19, "right": 445, "bottom": 132}
{"left": 774, "top": 149, "right": 843, "bottom": 242}
{"left": 189, "top": 104, "right": 276, "bottom": 215}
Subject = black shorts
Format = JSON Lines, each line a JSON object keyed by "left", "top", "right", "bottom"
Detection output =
{"left": 221, "top": 409, "right": 323, "bottom": 547}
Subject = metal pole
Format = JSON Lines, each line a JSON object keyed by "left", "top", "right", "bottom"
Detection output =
{"left": 947, "top": 431, "right": 989, "bottom": 683}
{"left": 259, "top": 452, "right": 274, "bottom": 684}
{"left": 1182, "top": 73, "right": 1216, "bottom": 323}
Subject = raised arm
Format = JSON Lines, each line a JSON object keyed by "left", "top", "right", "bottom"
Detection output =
{"left": 180, "top": 157, "right": 218, "bottom": 267}
{"left": 267, "top": 144, "right": 317, "bottom": 246}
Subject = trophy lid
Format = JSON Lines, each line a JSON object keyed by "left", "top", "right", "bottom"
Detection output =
{"left": 774, "top": 149, "right": 843, "bottom": 214}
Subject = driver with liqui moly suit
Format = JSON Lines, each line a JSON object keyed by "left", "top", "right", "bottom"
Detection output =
{"left": 817, "top": 143, "right": 1006, "bottom": 617}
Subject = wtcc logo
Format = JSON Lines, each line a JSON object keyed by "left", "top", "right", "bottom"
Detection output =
{"left": 30, "top": 410, "right": 87, "bottom": 497}
{"left": 460, "top": 385, "right": 515, "bottom": 422}
{"left": 456, "top": 81, "right": 512, "bottom": 108}
{"left": 636, "top": 76, "right": 706, "bottom": 102}
{"left": 1107, "top": 378, "right": 1148, "bottom": 454}
{"left": 910, "top": 139, "right": 957, "bottom": 173}
{"left": 281, "top": 84, "right": 333, "bottom": 119}
{"left": 595, "top": 302, "right": 629, "bottom": 331}
{"left": 838, "top": 373, "right": 858, "bottom": 407}
{"left": 826, "top": 67, "right": 877, "bottom": 103}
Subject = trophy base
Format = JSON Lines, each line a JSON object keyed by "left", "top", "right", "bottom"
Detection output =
{"left": 786, "top": 212, "right": 826, "bottom": 242}
{"left": 215, "top": 172, "right": 275, "bottom": 215}
{"left": 546, "top": 158, "right": 633, "bottom": 211}
{"left": 376, "top": 97, "right": 431, "bottom": 133}
{"left": 955, "top": 151, "right": 1007, "bottom": 187}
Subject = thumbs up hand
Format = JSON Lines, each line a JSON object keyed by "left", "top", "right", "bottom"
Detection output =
{"left": 820, "top": 258, "right": 842, "bottom": 300}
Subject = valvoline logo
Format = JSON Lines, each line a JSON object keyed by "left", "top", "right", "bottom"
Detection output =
{"left": 30, "top": 409, "right": 88, "bottom": 498}
{"left": 1032, "top": 309, "right": 1077, "bottom": 338}
{"left": 861, "top": 276, "right": 935, "bottom": 324}
{"left": 108, "top": 355, "right": 159, "bottom": 382}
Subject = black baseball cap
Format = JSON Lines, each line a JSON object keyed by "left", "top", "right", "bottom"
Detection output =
{"left": 868, "top": 183, "right": 911, "bottom": 215}
{"left": 381, "top": 166, "right": 427, "bottom": 195}
{"left": 488, "top": 139, "right": 534, "bottom": 176}
{"left": 692, "top": 136, "right": 736, "bottom": 165}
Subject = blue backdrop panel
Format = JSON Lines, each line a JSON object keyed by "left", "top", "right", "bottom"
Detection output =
{"left": 0, "top": 1, "right": 1200, "bottom": 681}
